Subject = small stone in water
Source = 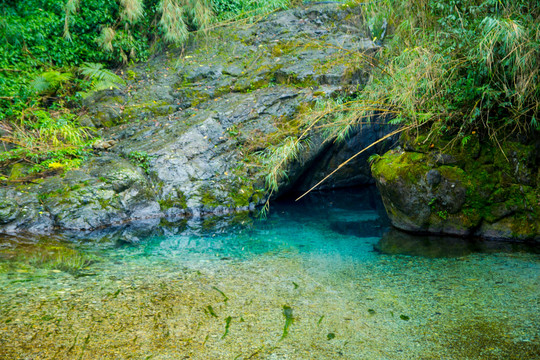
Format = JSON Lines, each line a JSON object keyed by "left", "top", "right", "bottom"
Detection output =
{"left": 368, "top": 309, "right": 376, "bottom": 315}
{"left": 327, "top": 333, "right": 336, "bottom": 340}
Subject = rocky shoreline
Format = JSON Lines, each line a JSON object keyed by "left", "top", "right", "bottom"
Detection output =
{"left": 371, "top": 137, "right": 539, "bottom": 241}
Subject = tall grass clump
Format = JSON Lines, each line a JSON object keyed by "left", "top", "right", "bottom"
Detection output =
{"left": 356, "top": 0, "right": 540, "bottom": 142}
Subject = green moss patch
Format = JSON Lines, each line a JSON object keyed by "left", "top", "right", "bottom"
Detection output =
{"left": 159, "top": 191, "right": 188, "bottom": 210}
{"left": 371, "top": 150, "right": 430, "bottom": 183}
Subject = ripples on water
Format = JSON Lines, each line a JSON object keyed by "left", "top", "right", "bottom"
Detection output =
{"left": 0, "top": 187, "right": 538, "bottom": 359}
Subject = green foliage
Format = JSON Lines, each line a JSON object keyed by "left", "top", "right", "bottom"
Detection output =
{"left": 437, "top": 210, "right": 448, "bottom": 220}
{"left": 28, "top": 110, "right": 87, "bottom": 147}
{"left": 127, "top": 151, "right": 152, "bottom": 173}
{"left": 1, "top": 0, "right": 295, "bottom": 176}
{"left": 0, "top": 0, "right": 292, "bottom": 116}
{"left": 212, "top": 0, "right": 289, "bottom": 20}
{"left": 260, "top": 137, "right": 304, "bottom": 193}
{"left": 368, "top": 153, "right": 381, "bottom": 165}
{"left": 78, "top": 62, "right": 126, "bottom": 96}
{"left": 353, "top": 0, "right": 540, "bottom": 139}
{"left": 258, "top": 0, "right": 540, "bottom": 195}
{"left": 0, "top": 105, "right": 92, "bottom": 176}
{"left": 31, "top": 71, "right": 74, "bottom": 94}
{"left": 78, "top": 62, "right": 123, "bottom": 84}
{"left": 274, "top": 0, "right": 539, "bottom": 199}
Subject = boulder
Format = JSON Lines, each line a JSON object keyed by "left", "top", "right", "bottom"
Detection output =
{"left": 371, "top": 140, "right": 540, "bottom": 242}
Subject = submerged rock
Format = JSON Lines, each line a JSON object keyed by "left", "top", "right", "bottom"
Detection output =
{"left": 0, "top": 3, "right": 396, "bottom": 234}
{"left": 371, "top": 140, "right": 540, "bottom": 242}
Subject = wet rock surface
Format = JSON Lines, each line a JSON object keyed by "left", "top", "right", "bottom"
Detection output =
{"left": 0, "top": 3, "right": 396, "bottom": 234}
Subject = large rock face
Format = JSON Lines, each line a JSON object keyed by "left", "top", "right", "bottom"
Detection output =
{"left": 0, "top": 156, "right": 160, "bottom": 232}
{"left": 371, "top": 139, "right": 540, "bottom": 242}
{"left": 0, "top": 3, "right": 396, "bottom": 234}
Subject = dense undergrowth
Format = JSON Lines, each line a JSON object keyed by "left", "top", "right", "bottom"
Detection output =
{"left": 360, "top": 0, "right": 540, "bottom": 141}
{"left": 0, "top": 0, "right": 294, "bottom": 179}
{"left": 260, "top": 0, "right": 540, "bottom": 197}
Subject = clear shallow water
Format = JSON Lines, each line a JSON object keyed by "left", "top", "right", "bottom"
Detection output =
{"left": 0, "top": 187, "right": 539, "bottom": 359}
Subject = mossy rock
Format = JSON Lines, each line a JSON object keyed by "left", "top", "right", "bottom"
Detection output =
{"left": 122, "top": 101, "right": 177, "bottom": 121}
{"left": 372, "top": 140, "right": 539, "bottom": 241}
{"left": 159, "top": 190, "right": 188, "bottom": 211}
{"left": 0, "top": 199, "right": 19, "bottom": 225}
{"left": 8, "top": 163, "right": 29, "bottom": 181}
{"left": 371, "top": 150, "right": 430, "bottom": 183}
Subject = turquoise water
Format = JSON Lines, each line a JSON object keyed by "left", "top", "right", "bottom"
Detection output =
{"left": 1, "top": 187, "right": 539, "bottom": 359}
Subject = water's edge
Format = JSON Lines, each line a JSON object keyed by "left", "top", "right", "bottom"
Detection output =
{"left": 1, "top": 187, "right": 539, "bottom": 359}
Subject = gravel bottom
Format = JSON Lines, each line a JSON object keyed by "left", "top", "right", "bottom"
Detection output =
{"left": 1, "top": 239, "right": 538, "bottom": 360}
{"left": 1, "top": 190, "right": 538, "bottom": 359}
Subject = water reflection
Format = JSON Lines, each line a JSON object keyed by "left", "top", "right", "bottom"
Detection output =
{"left": 2, "top": 186, "right": 537, "bottom": 261}
{"left": 376, "top": 228, "right": 540, "bottom": 258}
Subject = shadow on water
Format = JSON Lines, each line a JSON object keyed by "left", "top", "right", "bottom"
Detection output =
{"left": 375, "top": 228, "right": 540, "bottom": 258}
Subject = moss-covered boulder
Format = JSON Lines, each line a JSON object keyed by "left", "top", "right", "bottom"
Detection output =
{"left": 371, "top": 141, "right": 539, "bottom": 241}
{"left": 0, "top": 156, "right": 160, "bottom": 232}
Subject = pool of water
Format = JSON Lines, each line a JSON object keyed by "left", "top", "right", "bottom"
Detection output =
{"left": 1, "top": 187, "right": 539, "bottom": 359}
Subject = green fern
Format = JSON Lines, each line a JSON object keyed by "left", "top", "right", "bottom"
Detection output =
{"left": 78, "top": 62, "right": 125, "bottom": 97}
{"left": 30, "top": 75, "right": 51, "bottom": 93}
{"left": 79, "top": 62, "right": 125, "bottom": 84}
{"left": 31, "top": 71, "right": 73, "bottom": 94}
